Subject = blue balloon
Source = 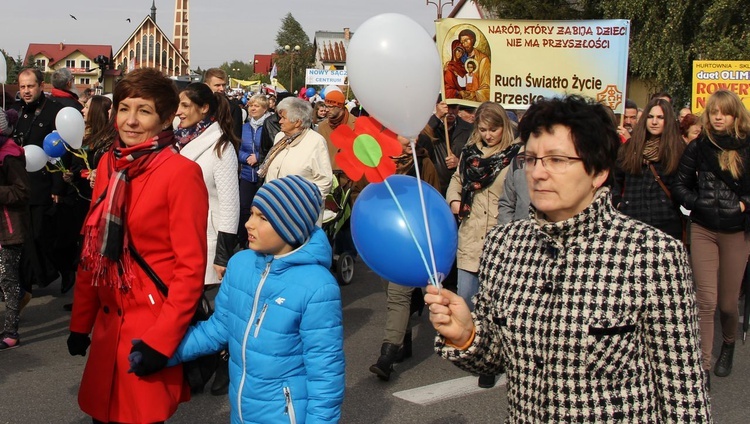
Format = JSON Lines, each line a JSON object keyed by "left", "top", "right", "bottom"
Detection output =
{"left": 351, "top": 175, "right": 457, "bottom": 287}
{"left": 43, "top": 131, "right": 67, "bottom": 158}
{"left": 305, "top": 87, "right": 316, "bottom": 98}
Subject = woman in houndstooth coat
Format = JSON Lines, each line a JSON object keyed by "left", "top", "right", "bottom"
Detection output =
{"left": 426, "top": 96, "right": 711, "bottom": 423}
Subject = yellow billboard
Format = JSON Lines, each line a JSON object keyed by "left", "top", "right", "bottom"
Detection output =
{"left": 692, "top": 61, "right": 750, "bottom": 114}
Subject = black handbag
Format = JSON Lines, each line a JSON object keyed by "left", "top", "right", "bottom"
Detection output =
{"left": 129, "top": 245, "right": 218, "bottom": 392}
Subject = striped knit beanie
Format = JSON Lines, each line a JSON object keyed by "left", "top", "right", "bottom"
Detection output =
{"left": 253, "top": 175, "right": 322, "bottom": 247}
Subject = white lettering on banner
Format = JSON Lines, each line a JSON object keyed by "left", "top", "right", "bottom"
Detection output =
{"left": 305, "top": 69, "right": 348, "bottom": 85}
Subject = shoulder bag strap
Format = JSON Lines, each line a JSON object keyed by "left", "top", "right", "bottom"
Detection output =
{"left": 648, "top": 163, "right": 673, "bottom": 202}
{"left": 129, "top": 244, "right": 169, "bottom": 297}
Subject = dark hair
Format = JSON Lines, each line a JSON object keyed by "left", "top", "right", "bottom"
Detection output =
{"left": 618, "top": 98, "right": 684, "bottom": 175}
{"left": 650, "top": 91, "right": 672, "bottom": 103}
{"left": 84, "top": 95, "right": 116, "bottom": 152}
{"left": 625, "top": 99, "right": 638, "bottom": 110}
{"left": 679, "top": 113, "right": 700, "bottom": 137}
{"left": 180, "top": 82, "right": 239, "bottom": 158}
{"left": 519, "top": 95, "right": 619, "bottom": 185}
{"left": 458, "top": 29, "right": 476, "bottom": 45}
{"left": 18, "top": 68, "right": 44, "bottom": 85}
{"left": 114, "top": 68, "right": 178, "bottom": 124}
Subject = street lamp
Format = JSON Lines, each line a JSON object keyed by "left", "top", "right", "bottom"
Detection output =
{"left": 284, "top": 44, "right": 301, "bottom": 93}
{"left": 426, "top": 0, "right": 454, "bottom": 19}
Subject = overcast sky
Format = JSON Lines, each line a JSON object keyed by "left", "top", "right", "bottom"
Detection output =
{"left": 3, "top": 0, "right": 451, "bottom": 69}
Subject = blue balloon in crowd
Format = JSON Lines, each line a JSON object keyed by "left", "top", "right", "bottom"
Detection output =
{"left": 305, "top": 87, "right": 316, "bottom": 98}
{"left": 351, "top": 174, "right": 457, "bottom": 287}
{"left": 43, "top": 131, "right": 67, "bottom": 158}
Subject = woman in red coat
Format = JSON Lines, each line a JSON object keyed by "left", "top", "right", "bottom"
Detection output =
{"left": 67, "top": 68, "right": 208, "bottom": 424}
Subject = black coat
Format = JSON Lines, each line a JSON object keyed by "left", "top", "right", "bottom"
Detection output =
{"left": 427, "top": 114, "right": 472, "bottom": 194}
{"left": 673, "top": 136, "right": 750, "bottom": 233}
{"left": 612, "top": 162, "right": 683, "bottom": 240}
{"left": 11, "top": 96, "right": 65, "bottom": 205}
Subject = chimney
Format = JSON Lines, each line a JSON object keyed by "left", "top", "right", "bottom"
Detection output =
{"left": 344, "top": 28, "right": 350, "bottom": 40}
{"left": 59, "top": 42, "right": 64, "bottom": 51}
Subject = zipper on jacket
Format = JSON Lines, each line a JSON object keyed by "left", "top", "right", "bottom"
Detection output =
{"left": 284, "top": 386, "right": 297, "bottom": 424}
{"left": 237, "top": 262, "right": 272, "bottom": 422}
{"left": 3, "top": 206, "right": 12, "bottom": 234}
{"left": 253, "top": 303, "right": 269, "bottom": 338}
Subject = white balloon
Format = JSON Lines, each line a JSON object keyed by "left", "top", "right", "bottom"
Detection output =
{"left": 173, "top": 116, "right": 181, "bottom": 129}
{"left": 241, "top": 108, "right": 248, "bottom": 122}
{"left": 347, "top": 14, "right": 442, "bottom": 138}
{"left": 55, "top": 107, "right": 85, "bottom": 149}
{"left": 23, "top": 145, "right": 49, "bottom": 172}
{"left": 0, "top": 53, "right": 7, "bottom": 84}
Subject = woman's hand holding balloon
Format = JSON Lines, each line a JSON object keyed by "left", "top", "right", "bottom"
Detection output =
{"left": 425, "top": 284, "right": 475, "bottom": 347}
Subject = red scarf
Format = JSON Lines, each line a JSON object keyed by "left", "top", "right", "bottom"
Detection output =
{"left": 80, "top": 131, "right": 177, "bottom": 290}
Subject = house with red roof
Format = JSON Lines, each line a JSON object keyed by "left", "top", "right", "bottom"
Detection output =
{"left": 24, "top": 43, "right": 116, "bottom": 91}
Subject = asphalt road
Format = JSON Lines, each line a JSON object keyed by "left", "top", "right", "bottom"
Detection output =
{"left": 2, "top": 264, "right": 749, "bottom": 423}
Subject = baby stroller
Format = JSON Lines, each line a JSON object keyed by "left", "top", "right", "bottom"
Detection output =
{"left": 322, "top": 172, "right": 356, "bottom": 285}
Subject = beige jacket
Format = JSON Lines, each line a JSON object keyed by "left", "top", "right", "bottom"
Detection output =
{"left": 446, "top": 143, "right": 511, "bottom": 272}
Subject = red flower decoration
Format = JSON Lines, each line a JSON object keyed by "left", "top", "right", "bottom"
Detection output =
{"left": 330, "top": 116, "right": 402, "bottom": 183}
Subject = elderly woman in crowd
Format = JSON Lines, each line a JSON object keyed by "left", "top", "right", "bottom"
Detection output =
{"left": 238, "top": 94, "right": 272, "bottom": 246}
{"left": 426, "top": 95, "right": 710, "bottom": 422}
{"left": 257, "top": 97, "right": 332, "bottom": 206}
{"left": 68, "top": 68, "right": 208, "bottom": 424}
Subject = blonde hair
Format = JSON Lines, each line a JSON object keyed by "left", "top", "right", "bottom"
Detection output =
{"left": 702, "top": 90, "right": 750, "bottom": 179}
{"left": 467, "top": 102, "right": 515, "bottom": 153}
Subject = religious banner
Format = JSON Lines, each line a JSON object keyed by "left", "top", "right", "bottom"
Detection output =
{"left": 691, "top": 61, "right": 750, "bottom": 114}
{"left": 435, "top": 18, "right": 630, "bottom": 112}
{"left": 305, "top": 69, "right": 348, "bottom": 85}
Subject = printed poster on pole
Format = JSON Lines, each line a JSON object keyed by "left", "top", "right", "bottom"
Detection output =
{"left": 435, "top": 18, "right": 630, "bottom": 112}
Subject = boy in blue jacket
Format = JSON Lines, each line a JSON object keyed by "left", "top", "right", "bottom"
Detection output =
{"left": 168, "top": 175, "right": 345, "bottom": 423}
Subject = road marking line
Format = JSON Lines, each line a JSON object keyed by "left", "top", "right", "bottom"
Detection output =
{"left": 393, "top": 375, "right": 507, "bottom": 405}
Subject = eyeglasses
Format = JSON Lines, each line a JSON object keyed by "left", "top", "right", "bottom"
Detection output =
{"left": 515, "top": 154, "right": 583, "bottom": 174}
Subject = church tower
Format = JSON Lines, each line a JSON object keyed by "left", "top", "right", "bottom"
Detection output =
{"left": 173, "top": 0, "right": 190, "bottom": 66}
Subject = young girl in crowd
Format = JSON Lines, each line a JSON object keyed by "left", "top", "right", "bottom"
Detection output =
{"left": 673, "top": 89, "right": 750, "bottom": 382}
{"left": 167, "top": 175, "right": 345, "bottom": 423}
{"left": 614, "top": 98, "right": 686, "bottom": 241}
{"left": 0, "top": 107, "right": 30, "bottom": 350}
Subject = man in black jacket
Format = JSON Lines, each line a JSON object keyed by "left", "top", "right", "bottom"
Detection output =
{"left": 12, "top": 68, "right": 64, "bottom": 292}
{"left": 427, "top": 100, "right": 472, "bottom": 196}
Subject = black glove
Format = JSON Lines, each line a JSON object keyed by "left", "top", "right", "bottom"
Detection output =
{"left": 67, "top": 332, "right": 91, "bottom": 356}
{"left": 128, "top": 339, "right": 168, "bottom": 377}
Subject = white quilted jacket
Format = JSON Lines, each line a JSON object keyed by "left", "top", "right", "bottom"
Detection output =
{"left": 179, "top": 122, "right": 240, "bottom": 284}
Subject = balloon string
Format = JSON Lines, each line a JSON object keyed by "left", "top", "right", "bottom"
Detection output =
{"left": 409, "top": 138, "right": 441, "bottom": 289}
{"left": 382, "top": 179, "right": 434, "bottom": 287}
